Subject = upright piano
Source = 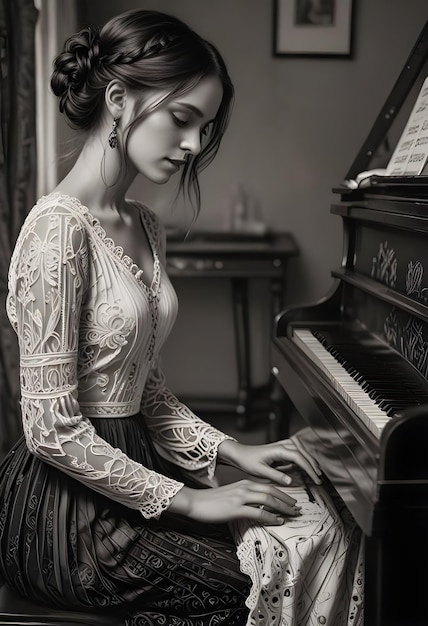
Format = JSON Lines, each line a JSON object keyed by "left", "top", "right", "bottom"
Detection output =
{"left": 272, "top": 20, "right": 428, "bottom": 626}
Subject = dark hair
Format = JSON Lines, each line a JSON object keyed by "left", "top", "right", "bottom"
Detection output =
{"left": 50, "top": 9, "right": 234, "bottom": 215}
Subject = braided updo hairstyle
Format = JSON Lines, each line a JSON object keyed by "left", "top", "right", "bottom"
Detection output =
{"left": 50, "top": 9, "right": 234, "bottom": 213}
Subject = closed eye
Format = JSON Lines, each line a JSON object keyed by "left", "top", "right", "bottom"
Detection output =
{"left": 172, "top": 112, "right": 212, "bottom": 140}
{"left": 172, "top": 113, "right": 189, "bottom": 128}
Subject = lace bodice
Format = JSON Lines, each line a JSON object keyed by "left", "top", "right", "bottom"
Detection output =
{"left": 6, "top": 192, "right": 232, "bottom": 518}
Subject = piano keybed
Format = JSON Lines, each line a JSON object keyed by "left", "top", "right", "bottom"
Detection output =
{"left": 291, "top": 325, "right": 428, "bottom": 438}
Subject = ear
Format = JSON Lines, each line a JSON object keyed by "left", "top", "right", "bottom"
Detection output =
{"left": 105, "top": 79, "right": 128, "bottom": 117}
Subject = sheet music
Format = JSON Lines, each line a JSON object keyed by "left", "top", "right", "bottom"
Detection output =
{"left": 386, "top": 76, "right": 428, "bottom": 176}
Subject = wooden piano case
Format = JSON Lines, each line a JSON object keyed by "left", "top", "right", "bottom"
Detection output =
{"left": 273, "top": 19, "right": 428, "bottom": 626}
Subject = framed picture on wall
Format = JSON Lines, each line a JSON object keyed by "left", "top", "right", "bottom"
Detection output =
{"left": 273, "top": 0, "right": 354, "bottom": 58}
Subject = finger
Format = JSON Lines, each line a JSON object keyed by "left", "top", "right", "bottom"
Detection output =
{"left": 243, "top": 506, "right": 287, "bottom": 525}
{"left": 278, "top": 437, "right": 319, "bottom": 469}
{"left": 272, "top": 462, "right": 294, "bottom": 472}
{"left": 290, "top": 437, "right": 323, "bottom": 478}
{"left": 272, "top": 439, "right": 322, "bottom": 480}
{"left": 271, "top": 462, "right": 321, "bottom": 488}
{"left": 274, "top": 445, "right": 322, "bottom": 484}
{"left": 246, "top": 484, "right": 301, "bottom": 516}
{"left": 263, "top": 496, "right": 301, "bottom": 517}
{"left": 291, "top": 455, "right": 322, "bottom": 484}
{"left": 242, "top": 503, "right": 300, "bottom": 525}
{"left": 251, "top": 463, "right": 295, "bottom": 487}
{"left": 275, "top": 456, "right": 321, "bottom": 486}
{"left": 247, "top": 482, "right": 298, "bottom": 506}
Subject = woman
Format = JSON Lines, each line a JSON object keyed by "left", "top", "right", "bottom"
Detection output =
{"left": 0, "top": 9, "right": 362, "bottom": 626}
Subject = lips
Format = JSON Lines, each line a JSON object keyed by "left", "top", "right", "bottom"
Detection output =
{"left": 163, "top": 158, "right": 186, "bottom": 173}
{"left": 167, "top": 158, "right": 187, "bottom": 166}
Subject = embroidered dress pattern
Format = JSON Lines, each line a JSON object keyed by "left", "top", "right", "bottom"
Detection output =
{"left": 233, "top": 474, "right": 364, "bottom": 626}
{"left": 0, "top": 192, "right": 248, "bottom": 624}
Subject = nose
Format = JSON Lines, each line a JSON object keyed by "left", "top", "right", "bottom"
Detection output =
{"left": 179, "top": 129, "right": 202, "bottom": 156}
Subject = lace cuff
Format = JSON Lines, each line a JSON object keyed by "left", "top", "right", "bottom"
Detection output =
{"left": 141, "top": 361, "right": 235, "bottom": 481}
{"left": 137, "top": 474, "right": 184, "bottom": 519}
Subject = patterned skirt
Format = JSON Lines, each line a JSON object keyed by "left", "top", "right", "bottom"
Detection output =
{"left": 0, "top": 414, "right": 251, "bottom": 626}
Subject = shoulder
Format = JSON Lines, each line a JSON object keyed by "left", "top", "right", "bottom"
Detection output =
{"left": 21, "top": 192, "right": 90, "bottom": 236}
{"left": 10, "top": 193, "right": 90, "bottom": 275}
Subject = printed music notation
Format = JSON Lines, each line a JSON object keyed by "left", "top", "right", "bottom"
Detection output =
{"left": 386, "top": 76, "right": 428, "bottom": 176}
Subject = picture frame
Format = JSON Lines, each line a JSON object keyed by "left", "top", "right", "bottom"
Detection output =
{"left": 273, "top": 0, "right": 354, "bottom": 58}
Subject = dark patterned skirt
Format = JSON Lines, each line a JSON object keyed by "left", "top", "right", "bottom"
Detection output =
{"left": 0, "top": 414, "right": 251, "bottom": 625}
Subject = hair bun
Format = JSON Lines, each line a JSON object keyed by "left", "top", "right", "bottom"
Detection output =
{"left": 51, "top": 27, "right": 100, "bottom": 98}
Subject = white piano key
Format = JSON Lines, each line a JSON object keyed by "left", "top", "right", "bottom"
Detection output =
{"left": 292, "top": 328, "right": 391, "bottom": 437}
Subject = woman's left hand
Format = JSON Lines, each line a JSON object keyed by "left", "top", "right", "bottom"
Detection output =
{"left": 217, "top": 438, "right": 322, "bottom": 486}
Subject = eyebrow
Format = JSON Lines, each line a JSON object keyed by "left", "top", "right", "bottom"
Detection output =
{"left": 174, "top": 103, "right": 204, "bottom": 118}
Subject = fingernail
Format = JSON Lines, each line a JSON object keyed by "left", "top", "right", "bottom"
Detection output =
{"left": 276, "top": 517, "right": 285, "bottom": 524}
{"left": 283, "top": 475, "right": 292, "bottom": 485}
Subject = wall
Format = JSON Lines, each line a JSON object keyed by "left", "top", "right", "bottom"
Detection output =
{"left": 78, "top": 0, "right": 428, "bottom": 300}
{"left": 72, "top": 0, "right": 428, "bottom": 399}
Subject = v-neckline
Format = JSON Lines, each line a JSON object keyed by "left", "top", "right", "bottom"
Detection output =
{"left": 42, "top": 192, "right": 160, "bottom": 293}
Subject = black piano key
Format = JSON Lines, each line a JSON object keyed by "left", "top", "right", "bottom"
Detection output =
{"left": 311, "top": 327, "right": 428, "bottom": 417}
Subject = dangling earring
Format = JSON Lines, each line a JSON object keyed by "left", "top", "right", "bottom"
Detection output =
{"left": 108, "top": 117, "right": 119, "bottom": 148}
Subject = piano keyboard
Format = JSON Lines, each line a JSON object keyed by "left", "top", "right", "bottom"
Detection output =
{"left": 292, "top": 329, "right": 392, "bottom": 437}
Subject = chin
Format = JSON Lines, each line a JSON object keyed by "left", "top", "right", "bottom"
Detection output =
{"left": 143, "top": 171, "right": 174, "bottom": 185}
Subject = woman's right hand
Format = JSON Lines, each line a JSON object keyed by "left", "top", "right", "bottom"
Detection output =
{"left": 168, "top": 480, "right": 301, "bottom": 525}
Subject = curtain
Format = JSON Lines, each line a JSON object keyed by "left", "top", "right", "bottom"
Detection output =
{"left": 0, "top": 0, "right": 38, "bottom": 459}
{"left": 35, "top": 0, "right": 77, "bottom": 196}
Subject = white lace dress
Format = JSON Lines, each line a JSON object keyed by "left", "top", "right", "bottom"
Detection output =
{"left": 0, "top": 192, "right": 250, "bottom": 625}
{"left": 0, "top": 192, "right": 364, "bottom": 626}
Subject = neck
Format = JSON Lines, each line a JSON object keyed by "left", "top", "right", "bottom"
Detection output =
{"left": 53, "top": 133, "right": 138, "bottom": 213}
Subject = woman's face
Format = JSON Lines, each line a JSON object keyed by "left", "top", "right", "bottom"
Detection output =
{"left": 123, "top": 76, "right": 224, "bottom": 184}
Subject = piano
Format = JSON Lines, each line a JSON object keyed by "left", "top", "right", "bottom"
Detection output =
{"left": 272, "top": 20, "right": 428, "bottom": 626}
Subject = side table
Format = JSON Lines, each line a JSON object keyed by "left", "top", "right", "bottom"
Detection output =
{"left": 166, "top": 230, "right": 299, "bottom": 434}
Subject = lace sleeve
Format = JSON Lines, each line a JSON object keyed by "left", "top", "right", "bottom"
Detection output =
{"left": 7, "top": 207, "right": 183, "bottom": 519}
{"left": 140, "top": 360, "right": 235, "bottom": 482}
{"left": 138, "top": 204, "right": 235, "bottom": 481}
